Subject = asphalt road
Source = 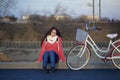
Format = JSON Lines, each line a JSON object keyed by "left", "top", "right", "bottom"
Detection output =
{"left": 0, "top": 69, "right": 120, "bottom": 80}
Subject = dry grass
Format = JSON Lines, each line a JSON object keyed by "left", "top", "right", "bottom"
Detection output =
{"left": 0, "top": 22, "right": 119, "bottom": 41}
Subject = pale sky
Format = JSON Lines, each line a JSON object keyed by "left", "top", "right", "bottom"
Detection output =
{"left": 13, "top": 0, "right": 120, "bottom": 19}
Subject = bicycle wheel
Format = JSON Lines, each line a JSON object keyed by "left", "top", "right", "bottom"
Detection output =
{"left": 67, "top": 44, "right": 90, "bottom": 70}
{"left": 112, "top": 45, "right": 120, "bottom": 69}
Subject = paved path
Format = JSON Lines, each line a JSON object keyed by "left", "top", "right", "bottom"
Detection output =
{"left": 0, "top": 69, "right": 120, "bottom": 80}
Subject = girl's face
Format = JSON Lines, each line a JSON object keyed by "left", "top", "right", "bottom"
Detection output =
{"left": 51, "top": 29, "right": 57, "bottom": 36}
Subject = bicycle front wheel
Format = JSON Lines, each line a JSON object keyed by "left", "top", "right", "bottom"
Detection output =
{"left": 67, "top": 44, "right": 90, "bottom": 70}
{"left": 112, "top": 45, "right": 120, "bottom": 69}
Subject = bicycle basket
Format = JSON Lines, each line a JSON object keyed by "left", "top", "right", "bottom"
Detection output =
{"left": 76, "top": 29, "right": 88, "bottom": 43}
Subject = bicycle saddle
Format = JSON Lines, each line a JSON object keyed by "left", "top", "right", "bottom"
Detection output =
{"left": 106, "top": 33, "right": 118, "bottom": 39}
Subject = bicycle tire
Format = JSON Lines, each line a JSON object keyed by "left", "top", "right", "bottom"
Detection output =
{"left": 66, "top": 44, "right": 90, "bottom": 70}
{"left": 112, "top": 44, "right": 120, "bottom": 69}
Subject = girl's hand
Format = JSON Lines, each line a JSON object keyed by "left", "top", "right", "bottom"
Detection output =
{"left": 35, "top": 61, "right": 40, "bottom": 63}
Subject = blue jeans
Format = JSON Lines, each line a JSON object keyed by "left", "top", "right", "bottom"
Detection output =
{"left": 43, "top": 50, "right": 59, "bottom": 68}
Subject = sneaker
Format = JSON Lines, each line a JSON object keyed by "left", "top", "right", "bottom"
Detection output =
{"left": 43, "top": 69, "right": 48, "bottom": 73}
{"left": 43, "top": 67, "right": 48, "bottom": 73}
{"left": 49, "top": 67, "right": 55, "bottom": 73}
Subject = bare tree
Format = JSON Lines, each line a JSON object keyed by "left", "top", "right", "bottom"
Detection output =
{"left": 53, "top": 3, "right": 68, "bottom": 16}
{"left": 0, "top": 0, "right": 17, "bottom": 16}
{"left": 19, "top": 8, "right": 34, "bottom": 19}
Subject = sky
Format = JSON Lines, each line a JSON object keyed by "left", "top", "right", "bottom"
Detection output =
{"left": 13, "top": 0, "right": 120, "bottom": 20}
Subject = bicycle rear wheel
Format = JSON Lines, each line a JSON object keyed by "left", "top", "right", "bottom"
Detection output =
{"left": 112, "top": 45, "right": 120, "bottom": 69}
{"left": 66, "top": 44, "right": 90, "bottom": 70}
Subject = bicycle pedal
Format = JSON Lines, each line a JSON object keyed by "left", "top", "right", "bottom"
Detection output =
{"left": 103, "top": 60, "right": 107, "bottom": 63}
{"left": 101, "top": 58, "right": 106, "bottom": 62}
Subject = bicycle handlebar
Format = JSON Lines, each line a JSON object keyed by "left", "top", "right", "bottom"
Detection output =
{"left": 85, "top": 22, "right": 102, "bottom": 31}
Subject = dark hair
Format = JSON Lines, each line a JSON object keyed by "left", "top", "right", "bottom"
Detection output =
{"left": 41, "top": 27, "right": 62, "bottom": 46}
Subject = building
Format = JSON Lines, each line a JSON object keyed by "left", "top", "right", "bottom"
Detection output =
{"left": 86, "top": 15, "right": 99, "bottom": 22}
{"left": 55, "top": 15, "right": 69, "bottom": 21}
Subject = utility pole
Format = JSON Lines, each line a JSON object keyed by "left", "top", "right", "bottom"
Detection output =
{"left": 93, "top": 0, "right": 95, "bottom": 27}
{"left": 99, "top": 0, "right": 101, "bottom": 21}
{"left": 87, "top": 0, "right": 95, "bottom": 27}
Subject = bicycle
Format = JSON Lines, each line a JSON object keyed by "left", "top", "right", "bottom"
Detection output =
{"left": 66, "top": 23, "right": 120, "bottom": 70}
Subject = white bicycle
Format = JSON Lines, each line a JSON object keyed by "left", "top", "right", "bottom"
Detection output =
{"left": 67, "top": 24, "right": 120, "bottom": 70}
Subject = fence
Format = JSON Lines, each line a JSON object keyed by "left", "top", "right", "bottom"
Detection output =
{"left": 0, "top": 40, "right": 108, "bottom": 50}
{"left": 0, "top": 40, "right": 109, "bottom": 62}
{"left": 0, "top": 41, "right": 77, "bottom": 49}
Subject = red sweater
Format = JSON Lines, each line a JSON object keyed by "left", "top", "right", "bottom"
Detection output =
{"left": 38, "top": 37, "right": 66, "bottom": 62}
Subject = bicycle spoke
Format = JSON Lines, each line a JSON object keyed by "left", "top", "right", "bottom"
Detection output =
{"left": 67, "top": 45, "right": 90, "bottom": 70}
{"left": 112, "top": 45, "right": 120, "bottom": 69}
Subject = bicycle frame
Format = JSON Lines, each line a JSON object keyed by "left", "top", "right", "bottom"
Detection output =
{"left": 67, "top": 27, "right": 120, "bottom": 70}
{"left": 84, "top": 34, "right": 120, "bottom": 59}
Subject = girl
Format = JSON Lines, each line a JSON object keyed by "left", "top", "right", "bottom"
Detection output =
{"left": 38, "top": 27, "right": 66, "bottom": 73}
